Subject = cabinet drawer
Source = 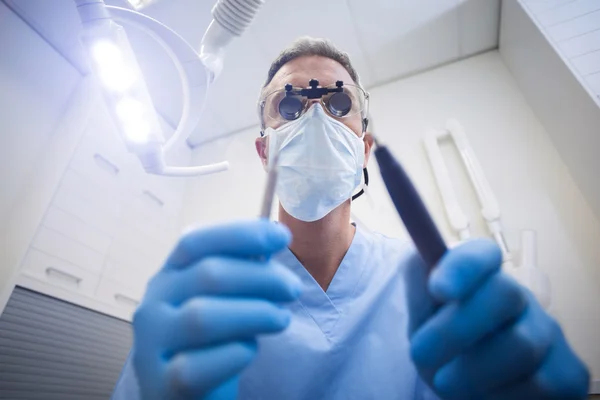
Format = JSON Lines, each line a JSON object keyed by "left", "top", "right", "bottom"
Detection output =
{"left": 102, "top": 258, "right": 156, "bottom": 294}
{"left": 20, "top": 249, "right": 99, "bottom": 297}
{"left": 43, "top": 205, "right": 112, "bottom": 255}
{"left": 119, "top": 212, "right": 173, "bottom": 248}
{"left": 95, "top": 277, "right": 143, "bottom": 315}
{"left": 123, "top": 159, "right": 186, "bottom": 214}
{"left": 58, "top": 168, "right": 124, "bottom": 220}
{"left": 32, "top": 226, "right": 104, "bottom": 274}
{"left": 80, "top": 122, "right": 129, "bottom": 164}
{"left": 105, "top": 239, "right": 159, "bottom": 274}
{"left": 70, "top": 137, "right": 128, "bottom": 194}
{"left": 121, "top": 197, "right": 175, "bottom": 240}
{"left": 111, "top": 224, "right": 172, "bottom": 263}
{"left": 52, "top": 188, "right": 120, "bottom": 237}
{"left": 137, "top": 174, "right": 185, "bottom": 218}
{"left": 81, "top": 123, "right": 146, "bottom": 194}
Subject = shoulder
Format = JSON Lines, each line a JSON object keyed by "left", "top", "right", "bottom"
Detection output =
{"left": 368, "top": 229, "right": 413, "bottom": 259}
{"left": 360, "top": 228, "right": 416, "bottom": 273}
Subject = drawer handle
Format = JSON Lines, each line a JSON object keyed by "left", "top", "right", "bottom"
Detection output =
{"left": 93, "top": 153, "right": 120, "bottom": 175}
{"left": 45, "top": 267, "right": 82, "bottom": 286}
{"left": 142, "top": 190, "right": 164, "bottom": 208}
{"left": 114, "top": 293, "right": 140, "bottom": 308}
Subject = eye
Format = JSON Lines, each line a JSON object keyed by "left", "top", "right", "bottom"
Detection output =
{"left": 279, "top": 95, "right": 304, "bottom": 120}
{"left": 326, "top": 92, "right": 352, "bottom": 117}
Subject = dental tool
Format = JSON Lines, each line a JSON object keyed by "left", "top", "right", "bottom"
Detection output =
{"left": 373, "top": 135, "right": 448, "bottom": 271}
{"left": 260, "top": 154, "right": 279, "bottom": 220}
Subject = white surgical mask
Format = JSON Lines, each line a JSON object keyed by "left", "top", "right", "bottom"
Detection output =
{"left": 264, "top": 104, "right": 365, "bottom": 222}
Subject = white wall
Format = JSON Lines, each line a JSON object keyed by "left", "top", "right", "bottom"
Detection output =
{"left": 183, "top": 51, "right": 600, "bottom": 381}
{"left": 519, "top": 0, "right": 600, "bottom": 105}
{"left": 0, "top": 2, "right": 83, "bottom": 311}
{"left": 500, "top": 0, "right": 600, "bottom": 229}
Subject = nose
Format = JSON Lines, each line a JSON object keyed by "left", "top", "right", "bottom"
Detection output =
{"left": 306, "top": 99, "right": 320, "bottom": 107}
{"left": 306, "top": 99, "right": 326, "bottom": 114}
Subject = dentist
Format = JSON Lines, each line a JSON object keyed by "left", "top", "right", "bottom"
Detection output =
{"left": 112, "top": 37, "right": 589, "bottom": 400}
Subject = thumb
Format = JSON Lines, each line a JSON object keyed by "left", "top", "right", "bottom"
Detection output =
{"left": 204, "top": 375, "right": 239, "bottom": 400}
{"left": 405, "top": 247, "right": 438, "bottom": 338}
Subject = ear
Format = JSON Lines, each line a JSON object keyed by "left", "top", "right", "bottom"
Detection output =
{"left": 363, "top": 132, "right": 374, "bottom": 168}
{"left": 255, "top": 135, "right": 269, "bottom": 171}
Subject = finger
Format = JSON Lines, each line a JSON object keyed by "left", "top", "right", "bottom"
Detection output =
{"left": 429, "top": 239, "right": 502, "bottom": 302}
{"left": 204, "top": 376, "right": 240, "bottom": 400}
{"left": 132, "top": 301, "right": 176, "bottom": 353}
{"left": 487, "top": 333, "right": 590, "bottom": 400}
{"left": 432, "top": 295, "right": 556, "bottom": 399}
{"left": 405, "top": 247, "right": 438, "bottom": 337}
{"left": 411, "top": 273, "right": 527, "bottom": 370}
{"left": 166, "top": 341, "right": 257, "bottom": 399}
{"left": 165, "top": 220, "right": 291, "bottom": 270}
{"left": 149, "top": 257, "right": 303, "bottom": 305}
{"left": 165, "top": 297, "right": 291, "bottom": 353}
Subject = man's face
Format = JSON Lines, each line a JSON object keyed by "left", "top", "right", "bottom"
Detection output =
{"left": 255, "top": 55, "right": 373, "bottom": 168}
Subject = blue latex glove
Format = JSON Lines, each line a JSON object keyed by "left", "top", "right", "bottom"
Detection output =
{"left": 406, "top": 239, "right": 590, "bottom": 399}
{"left": 132, "top": 220, "right": 302, "bottom": 400}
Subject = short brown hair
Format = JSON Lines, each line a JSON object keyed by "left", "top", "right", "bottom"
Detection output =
{"left": 260, "top": 37, "right": 362, "bottom": 100}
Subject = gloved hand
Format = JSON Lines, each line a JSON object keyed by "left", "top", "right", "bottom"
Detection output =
{"left": 132, "top": 220, "right": 302, "bottom": 400}
{"left": 406, "top": 239, "right": 590, "bottom": 399}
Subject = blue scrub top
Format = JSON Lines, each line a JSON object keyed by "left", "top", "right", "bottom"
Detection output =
{"left": 113, "top": 226, "right": 439, "bottom": 399}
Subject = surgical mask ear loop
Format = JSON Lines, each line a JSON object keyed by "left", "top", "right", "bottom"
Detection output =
{"left": 351, "top": 117, "right": 370, "bottom": 201}
{"left": 362, "top": 117, "right": 369, "bottom": 136}
{"left": 352, "top": 168, "right": 369, "bottom": 201}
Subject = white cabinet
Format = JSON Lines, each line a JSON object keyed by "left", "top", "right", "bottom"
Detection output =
{"left": 103, "top": 259, "right": 154, "bottom": 294}
{"left": 95, "top": 277, "right": 144, "bottom": 316}
{"left": 20, "top": 249, "right": 100, "bottom": 297}
{"left": 42, "top": 206, "right": 112, "bottom": 254}
{"left": 69, "top": 137, "right": 129, "bottom": 196}
{"left": 31, "top": 226, "right": 105, "bottom": 274}
{"left": 17, "top": 114, "right": 191, "bottom": 321}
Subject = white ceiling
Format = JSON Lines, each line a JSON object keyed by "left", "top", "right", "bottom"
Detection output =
{"left": 3, "top": 0, "right": 500, "bottom": 146}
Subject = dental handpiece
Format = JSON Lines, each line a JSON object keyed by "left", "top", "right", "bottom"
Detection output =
{"left": 260, "top": 154, "right": 279, "bottom": 220}
{"left": 373, "top": 138, "right": 448, "bottom": 271}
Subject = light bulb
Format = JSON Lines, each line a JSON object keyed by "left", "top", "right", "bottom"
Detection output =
{"left": 116, "top": 98, "right": 144, "bottom": 120}
{"left": 98, "top": 66, "right": 136, "bottom": 92}
{"left": 122, "top": 119, "right": 151, "bottom": 143}
{"left": 116, "top": 98, "right": 150, "bottom": 143}
{"left": 91, "top": 41, "right": 136, "bottom": 92}
{"left": 91, "top": 41, "right": 123, "bottom": 67}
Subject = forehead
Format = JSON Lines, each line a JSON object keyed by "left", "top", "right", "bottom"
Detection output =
{"left": 268, "top": 55, "right": 356, "bottom": 91}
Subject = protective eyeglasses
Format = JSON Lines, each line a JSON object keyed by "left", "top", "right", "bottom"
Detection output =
{"left": 258, "top": 79, "right": 370, "bottom": 133}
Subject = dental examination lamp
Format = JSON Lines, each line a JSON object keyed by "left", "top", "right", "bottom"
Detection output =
{"left": 74, "top": 0, "right": 265, "bottom": 176}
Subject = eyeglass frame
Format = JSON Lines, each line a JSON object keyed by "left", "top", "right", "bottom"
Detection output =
{"left": 257, "top": 79, "right": 370, "bottom": 136}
